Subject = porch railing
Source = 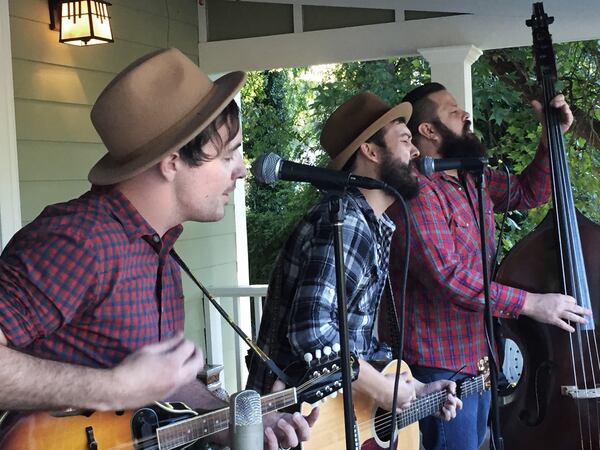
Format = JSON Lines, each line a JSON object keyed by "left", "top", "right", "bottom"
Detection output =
{"left": 203, "top": 285, "right": 268, "bottom": 392}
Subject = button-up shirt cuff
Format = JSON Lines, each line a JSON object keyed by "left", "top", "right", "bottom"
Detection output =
{"left": 491, "top": 283, "right": 526, "bottom": 318}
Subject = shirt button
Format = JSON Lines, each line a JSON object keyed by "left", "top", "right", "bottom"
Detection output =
{"left": 152, "top": 234, "right": 160, "bottom": 243}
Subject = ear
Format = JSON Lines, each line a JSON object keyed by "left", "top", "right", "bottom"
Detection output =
{"left": 157, "top": 151, "right": 181, "bottom": 181}
{"left": 357, "top": 142, "right": 380, "bottom": 164}
{"left": 417, "top": 122, "right": 438, "bottom": 141}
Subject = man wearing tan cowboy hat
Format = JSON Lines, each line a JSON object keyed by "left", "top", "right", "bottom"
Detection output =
{"left": 246, "top": 92, "right": 462, "bottom": 444}
{"left": 0, "top": 48, "right": 316, "bottom": 449}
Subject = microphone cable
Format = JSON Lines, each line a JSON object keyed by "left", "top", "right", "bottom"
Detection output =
{"left": 379, "top": 185, "right": 411, "bottom": 450}
{"left": 492, "top": 161, "right": 513, "bottom": 280}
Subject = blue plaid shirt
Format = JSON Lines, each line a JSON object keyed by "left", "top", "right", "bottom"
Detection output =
{"left": 247, "top": 189, "right": 395, "bottom": 393}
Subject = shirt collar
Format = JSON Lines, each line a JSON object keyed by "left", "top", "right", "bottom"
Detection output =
{"left": 91, "top": 185, "right": 183, "bottom": 244}
{"left": 419, "top": 170, "right": 463, "bottom": 188}
{"left": 345, "top": 188, "right": 396, "bottom": 233}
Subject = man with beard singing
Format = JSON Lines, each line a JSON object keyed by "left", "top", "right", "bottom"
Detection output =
{"left": 380, "top": 82, "right": 592, "bottom": 450}
{"left": 247, "top": 92, "right": 462, "bottom": 428}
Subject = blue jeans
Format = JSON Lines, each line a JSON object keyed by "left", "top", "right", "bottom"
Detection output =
{"left": 411, "top": 366, "right": 491, "bottom": 450}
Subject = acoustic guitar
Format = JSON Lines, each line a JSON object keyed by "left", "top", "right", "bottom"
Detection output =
{"left": 302, "top": 358, "right": 490, "bottom": 450}
{"left": 0, "top": 351, "right": 359, "bottom": 450}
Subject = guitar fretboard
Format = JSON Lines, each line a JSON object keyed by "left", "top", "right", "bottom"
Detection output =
{"left": 156, "top": 389, "right": 296, "bottom": 450}
{"left": 396, "top": 374, "right": 486, "bottom": 429}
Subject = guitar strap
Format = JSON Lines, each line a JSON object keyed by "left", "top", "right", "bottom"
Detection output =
{"left": 384, "top": 277, "right": 404, "bottom": 360}
{"left": 170, "top": 250, "right": 291, "bottom": 385}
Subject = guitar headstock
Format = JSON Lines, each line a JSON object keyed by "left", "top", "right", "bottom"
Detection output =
{"left": 526, "top": 2, "right": 557, "bottom": 82}
{"left": 284, "top": 345, "right": 360, "bottom": 405}
{"left": 477, "top": 356, "right": 492, "bottom": 391}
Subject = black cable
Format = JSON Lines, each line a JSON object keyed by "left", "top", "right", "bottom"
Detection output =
{"left": 492, "top": 162, "right": 513, "bottom": 280}
{"left": 381, "top": 186, "right": 411, "bottom": 450}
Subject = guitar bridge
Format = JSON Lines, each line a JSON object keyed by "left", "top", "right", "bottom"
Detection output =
{"left": 561, "top": 385, "right": 600, "bottom": 399}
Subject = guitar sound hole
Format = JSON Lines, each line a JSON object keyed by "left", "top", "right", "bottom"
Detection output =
{"left": 373, "top": 407, "right": 394, "bottom": 443}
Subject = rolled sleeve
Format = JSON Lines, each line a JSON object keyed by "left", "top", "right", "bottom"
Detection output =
{"left": 0, "top": 229, "right": 96, "bottom": 347}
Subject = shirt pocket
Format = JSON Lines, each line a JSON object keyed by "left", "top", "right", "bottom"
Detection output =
{"left": 449, "top": 214, "right": 480, "bottom": 256}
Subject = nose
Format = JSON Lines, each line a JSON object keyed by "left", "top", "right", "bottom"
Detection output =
{"left": 462, "top": 110, "right": 470, "bottom": 122}
{"left": 409, "top": 142, "right": 420, "bottom": 160}
{"left": 236, "top": 163, "right": 247, "bottom": 180}
{"left": 233, "top": 152, "right": 247, "bottom": 180}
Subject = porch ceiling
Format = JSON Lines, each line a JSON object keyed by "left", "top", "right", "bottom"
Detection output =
{"left": 198, "top": 0, "right": 600, "bottom": 73}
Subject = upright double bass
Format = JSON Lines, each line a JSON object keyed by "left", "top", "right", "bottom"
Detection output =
{"left": 496, "top": 3, "right": 600, "bottom": 449}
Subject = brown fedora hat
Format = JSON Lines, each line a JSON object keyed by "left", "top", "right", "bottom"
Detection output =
{"left": 321, "top": 92, "right": 412, "bottom": 170}
{"left": 88, "top": 48, "right": 246, "bottom": 185}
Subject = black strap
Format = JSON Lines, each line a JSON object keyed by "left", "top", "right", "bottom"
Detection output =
{"left": 170, "top": 250, "right": 291, "bottom": 385}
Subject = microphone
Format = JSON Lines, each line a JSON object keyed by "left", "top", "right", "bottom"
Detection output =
{"left": 251, "top": 152, "right": 387, "bottom": 190}
{"left": 416, "top": 156, "right": 497, "bottom": 177}
{"left": 229, "top": 389, "right": 264, "bottom": 450}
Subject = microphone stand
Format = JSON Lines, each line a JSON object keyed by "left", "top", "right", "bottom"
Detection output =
{"left": 473, "top": 170, "right": 504, "bottom": 450}
{"left": 328, "top": 192, "right": 360, "bottom": 450}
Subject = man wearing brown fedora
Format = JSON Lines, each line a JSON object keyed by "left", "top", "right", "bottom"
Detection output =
{"left": 0, "top": 48, "right": 316, "bottom": 449}
{"left": 247, "top": 92, "right": 462, "bottom": 442}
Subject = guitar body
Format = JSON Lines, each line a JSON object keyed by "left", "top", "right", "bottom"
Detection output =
{"left": 0, "top": 402, "right": 198, "bottom": 450}
{"left": 0, "top": 409, "right": 135, "bottom": 450}
{"left": 301, "top": 360, "right": 419, "bottom": 450}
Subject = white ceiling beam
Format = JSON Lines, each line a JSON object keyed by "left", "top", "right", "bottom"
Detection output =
{"left": 198, "top": 11, "right": 600, "bottom": 73}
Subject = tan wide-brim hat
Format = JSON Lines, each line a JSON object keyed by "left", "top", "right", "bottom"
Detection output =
{"left": 88, "top": 48, "right": 246, "bottom": 185}
{"left": 321, "top": 92, "right": 412, "bottom": 170}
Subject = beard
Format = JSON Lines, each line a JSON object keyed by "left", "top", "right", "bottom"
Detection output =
{"left": 379, "top": 150, "right": 420, "bottom": 200}
{"left": 433, "top": 118, "right": 488, "bottom": 159}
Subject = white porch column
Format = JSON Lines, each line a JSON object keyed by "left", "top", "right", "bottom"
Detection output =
{"left": 0, "top": 0, "right": 22, "bottom": 249}
{"left": 418, "top": 45, "right": 483, "bottom": 121}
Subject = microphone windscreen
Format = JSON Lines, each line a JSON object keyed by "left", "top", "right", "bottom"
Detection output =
{"left": 232, "top": 390, "right": 262, "bottom": 425}
{"left": 251, "top": 153, "right": 281, "bottom": 184}
{"left": 230, "top": 390, "right": 263, "bottom": 450}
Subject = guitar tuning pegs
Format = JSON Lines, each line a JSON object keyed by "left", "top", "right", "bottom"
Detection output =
{"left": 332, "top": 343, "right": 341, "bottom": 353}
{"left": 304, "top": 353, "right": 313, "bottom": 365}
{"left": 315, "top": 349, "right": 322, "bottom": 360}
{"left": 323, "top": 346, "right": 332, "bottom": 357}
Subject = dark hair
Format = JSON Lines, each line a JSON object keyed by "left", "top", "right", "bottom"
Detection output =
{"left": 178, "top": 100, "right": 240, "bottom": 166}
{"left": 341, "top": 118, "right": 406, "bottom": 172}
{"left": 402, "top": 82, "right": 446, "bottom": 142}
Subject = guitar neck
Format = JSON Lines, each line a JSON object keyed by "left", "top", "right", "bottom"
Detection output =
{"left": 397, "top": 374, "right": 485, "bottom": 429}
{"left": 155, "top": 388, "right": 297, "bottom": 450}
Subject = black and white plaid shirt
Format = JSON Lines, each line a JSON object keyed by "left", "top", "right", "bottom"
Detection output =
{"left": 246, "top": 189, "right": 395, "bottom": 393}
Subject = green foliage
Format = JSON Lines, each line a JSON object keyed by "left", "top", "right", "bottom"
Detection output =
{"left": 472, "top": 43, "right": 600, "bottom": 254}
{"left": 242, "top": 69, "right": 321, "bottom": 282}
{"left": 242, "top": 41, "right": 600, "bottom": 283}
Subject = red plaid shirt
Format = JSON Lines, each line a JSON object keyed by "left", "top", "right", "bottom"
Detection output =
{"left": 381, "top": 146, "right": 551, "bottom": 375}
{"left": 0, "top": 187, "right": 185, "bottom": 368}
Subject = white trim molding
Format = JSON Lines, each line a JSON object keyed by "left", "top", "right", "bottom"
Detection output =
{"left": 0, "top": 0, "right": 22, "bottom": 248}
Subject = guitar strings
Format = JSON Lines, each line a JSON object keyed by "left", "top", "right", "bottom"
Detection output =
{"left": 104, "top": 365, "right": 473, "bottom": 449}
{"left": 365, "top": 376, "right": 484, "bottom": 434}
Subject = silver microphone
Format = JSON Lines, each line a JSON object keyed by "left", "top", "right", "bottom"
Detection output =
{"left": 229, "top": 389, "right": 264, "bottom": 450}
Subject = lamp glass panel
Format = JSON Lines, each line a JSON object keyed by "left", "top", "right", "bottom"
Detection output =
{"left": 60, "top": 1, "right": 92, "bottom": 41}
{"left": 90, "top": 1, "right": 113, "bottom": 40}
{"left": 59, "top": 1, "right": 113, "bottom": 45}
